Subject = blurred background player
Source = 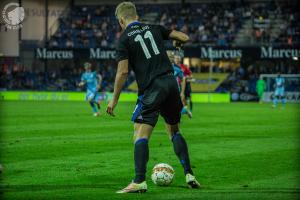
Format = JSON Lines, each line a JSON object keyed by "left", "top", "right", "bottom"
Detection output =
{"left": 167, "top": 51, "right": 192, "bottom": 118}
{"left": 78, "top": 62, "right": 102, "bottom": 116}
{"left": 174, "top": 53, "right": 193, "bottom": 118}
{"left": 256, "top": 77, "right": 266, "bottom": 104}
{"left": 273, "top": 73, "right": 286, "bottom": 108}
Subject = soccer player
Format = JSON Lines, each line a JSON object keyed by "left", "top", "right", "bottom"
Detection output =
{"left": 170, "top": 52, "right": 184, "bottom": 90}
{"left": 168, "top": 51, "right": 192, "bottom": 118}
{"left": 256, "top": 77, "right": 266, "bottom": 103}
{"left": 273, "top": 73, "right": 286, "bottom": 108}
{"left": 78, "top": 62, "right": 102, "bottom": 116}
{"left": 106, "top": 2, "right": 200, "bottom": 193}
{"left": 174, "top": 54, "right": 193, "bottom": 118}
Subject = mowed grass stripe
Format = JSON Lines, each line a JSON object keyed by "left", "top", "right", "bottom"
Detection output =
{"left": 2, "top": 148, "right": 298, "bottom": 187}
{"left": 1, "top": 131, "right": 297, "bottom": 165}
{"left": 2, "top": 141, "right": 298, "bottom": 185}
{"left": 1, "top": 133, "right": 298, "bottom": 171}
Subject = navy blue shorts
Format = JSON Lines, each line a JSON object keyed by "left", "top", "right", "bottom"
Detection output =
{"left": 131, "top": 74, "right": 183, "bottom": 127}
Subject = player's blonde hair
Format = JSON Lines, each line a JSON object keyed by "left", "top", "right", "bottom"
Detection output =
{"left": 115, "top": 1, "right": 137, "bottom": 20}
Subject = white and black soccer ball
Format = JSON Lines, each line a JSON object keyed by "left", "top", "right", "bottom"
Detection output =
{"left": 151, "top": 163, "right": 174, "bottom": 186}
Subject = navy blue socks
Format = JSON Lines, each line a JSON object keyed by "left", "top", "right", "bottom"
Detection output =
{"left": 134, "top": 138, "right": 149, "bottom": 183}
{"left": 133, "top": 133, "right": 193, "bottom": 183}
{"left": 172, "top": 132, "right": 193, "bottom": 175}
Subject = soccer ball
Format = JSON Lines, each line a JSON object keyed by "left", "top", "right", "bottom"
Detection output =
{"left": 151, "top": 163, "right": 174, "bottom": 186}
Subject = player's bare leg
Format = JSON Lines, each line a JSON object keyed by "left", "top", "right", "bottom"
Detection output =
{"left": 117, "top": 123, "right": 153, "bottom": 193}
{"left": 280, "top": 95, "right": 286, "bottom": 109}
{"left": 188, "top": 98, "right": 193, "bottom": 113}
{"left": 91, "top": 94, "right": 101, "bottom": 111}
{"left": 88, "top": 100, "right": 99, "bottom": 116}
{"left": 133, "top": 123, "right": 153, "bottom": 142}
{"left": 95, "top": 95, "right": 101, "bottom": 110}
{"left": 272, "top": 95, "right": 278, "bottom": 108}
{"left": 181, "top": 97, "right": 192, "bottom": 118}
{"left": 96, "top": 100, "right": 101, "bottom": 110}
{"left": 185, "top": 97, "right": 193, "bottom": 118}
{"left": 165, "top": 123, "right": 200, "bottom": 188}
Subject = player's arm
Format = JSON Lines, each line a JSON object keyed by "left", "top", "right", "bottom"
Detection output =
{"left": 78, "top": 74, "right": 86, "bottom": 87}
{"left": 169, "top": 30, "right": 189, "bottom": 43}
{"left": 181, "top": 76, "right": 186, "bottom": 100}
{"left": 106, "top": 59, "right": 129, "bottom": 116}
{"left": 158, "top": 25, "right": 189, "bottom": 48}
{"left": 78, "top": 80, "right": 86, "bottom": 87}
{"left": 169, "top": 30, "right": 189, "bottom": 48}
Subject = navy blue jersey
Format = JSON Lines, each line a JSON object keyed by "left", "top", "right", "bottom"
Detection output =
{"left": 116, "top": 22, "right": 173, "bottom": 95}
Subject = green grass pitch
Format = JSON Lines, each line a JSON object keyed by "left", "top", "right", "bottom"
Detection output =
{"left": 0, "top": 101, "right": 299, "bottom": 200}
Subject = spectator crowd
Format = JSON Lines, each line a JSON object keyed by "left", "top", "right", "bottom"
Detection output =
{"left": 49, "top": 1, "right": 299, "bottom": 48}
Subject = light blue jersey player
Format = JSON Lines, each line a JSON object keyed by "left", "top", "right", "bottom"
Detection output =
{"left": 173, "top": 63, "right": 184, "bottom": 91}
{"left": 78, "top": 62, "right": 102, "bottom": 116}
{"left": 168, "top": 51, "right": 192, "bottom": 118}
{"left": 273, "top": 73, "right": 286, "bottom": 108}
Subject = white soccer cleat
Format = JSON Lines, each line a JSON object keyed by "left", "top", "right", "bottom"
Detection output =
{"left": 116, "top": 181, "right": 147, "bottom": 193}
{"left": 93, "top": 112, "right": 100, "bottom": 117}
{"left": 186, "top": 173, "right": 201, "bottom": 189}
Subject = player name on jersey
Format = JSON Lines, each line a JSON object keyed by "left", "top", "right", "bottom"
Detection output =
{"left": 127, "top": 25, "right": 150, "bottom": 36}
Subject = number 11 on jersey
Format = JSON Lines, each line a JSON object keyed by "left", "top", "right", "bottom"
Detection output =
{"left": 134, "top": 31, "right": 160, "bottom": 59}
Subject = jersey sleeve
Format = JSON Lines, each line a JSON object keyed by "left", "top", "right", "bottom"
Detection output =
{"left": 116, "top": 36, "right": 129, "bottom": 62}
{"left": 157, "top": 25, "right": 172, "bottom": 40}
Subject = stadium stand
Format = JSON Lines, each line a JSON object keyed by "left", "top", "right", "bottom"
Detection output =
{"left": 0, "top": 0, "right": 299, "bottom": 93}
{"left": 48, "top": 1, "right": 299, "bottom": 48}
